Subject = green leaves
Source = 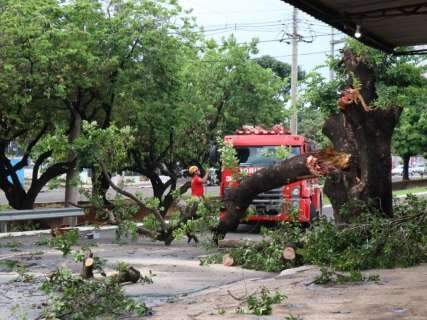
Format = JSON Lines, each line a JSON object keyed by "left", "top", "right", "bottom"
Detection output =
{"left": 302, "top": 196, "right": 427, "bottom": 270}
{"left": 218, "top": 139, "right": 239, "bottom": 169}
{"left": 239, "top": 287, "right": 286, "bottom": 315}
{"left": 75, "top": 121, "right": 135, "bottom": 171}
{"left": 41, "top": 267, "right": 149, "bottom": 319}
{"left": 49, "top": 229, "right": 79, "bottom": 256}
{"left": 214, "top": 196, "right": 426, "bottom": 274}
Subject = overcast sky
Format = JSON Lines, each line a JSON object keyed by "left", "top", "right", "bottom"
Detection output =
{"left": 179, "top": 0, "right": 346, "bottom": 77}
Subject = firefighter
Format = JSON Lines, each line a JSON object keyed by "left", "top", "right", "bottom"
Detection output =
{"left": 188, "top": 165, "right": 208, "bottom": 197}
{"left": 181, "top": 165, "right": 208, "bottom": 244}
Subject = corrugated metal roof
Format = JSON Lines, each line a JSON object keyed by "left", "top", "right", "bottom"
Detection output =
{"left": 282, "top": 0, "right": 427, "bottom": 54}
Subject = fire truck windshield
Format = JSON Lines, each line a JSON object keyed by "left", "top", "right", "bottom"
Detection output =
{"left": 236, "top": 146, "right": 300, "bottom": 167}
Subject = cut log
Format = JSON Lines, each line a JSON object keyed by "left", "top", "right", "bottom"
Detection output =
{"left": 80, "top": 252, "right": 94, "bottom": 279}
{"left": 222, "top": 253, "right": 234, "bottom": 267}
{"left": 282, "top": 246, "right": 296, "bottom": 261}
{"left": 118, "top": 266, "right": 141, "bottom": 283}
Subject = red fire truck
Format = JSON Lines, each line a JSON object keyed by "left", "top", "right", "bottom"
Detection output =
{"left": 220, "top": 125, "right": 322, "bottom": 226}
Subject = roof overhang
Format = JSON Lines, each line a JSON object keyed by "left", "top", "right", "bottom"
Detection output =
{"left": 281, "top": 1, "right": 427, "bottom": 55}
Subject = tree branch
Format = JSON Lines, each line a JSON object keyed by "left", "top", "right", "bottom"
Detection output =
{"left": 14, "top": 125, "right": 48, "bottom": 171}
{"left": 98, "top": 159, "right": 168, "bottom": 231}
{"left": 208, "top": 89, "right": 231, "bottom": 132}
{"left": 32, "top": 150, "right": 53, "bottom": 183}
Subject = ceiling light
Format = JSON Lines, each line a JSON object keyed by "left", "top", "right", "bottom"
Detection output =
{"left": 355, "top": 25, "right": 362, "bottom": 38}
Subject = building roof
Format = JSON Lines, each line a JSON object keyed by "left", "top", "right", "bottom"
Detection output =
{"left": 281, "top": 0, "right": 427, "bottom": 54}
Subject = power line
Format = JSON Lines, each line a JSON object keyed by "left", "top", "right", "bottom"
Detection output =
{"left": 200, "top": 19, "right": 287, "bottom": 29}
{"left": 199, "top": 50, "right": 330, "bottom": 63}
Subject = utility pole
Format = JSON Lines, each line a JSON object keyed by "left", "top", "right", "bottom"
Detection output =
{"left": 290, "top": 7, "right": 298, "bottom": 135}
{"left": 330, "top": 27, "right": 335, "bottom": 80}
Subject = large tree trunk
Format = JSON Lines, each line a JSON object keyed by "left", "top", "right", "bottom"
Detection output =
{"left": 0, "top": 150, "right": 71, "bottom": 209}
{"left": 323, "top": 109, "right": 400, "bottom": 222}
{"left": 322, "top": 49, "right": 401, "bottom": 222}
{"left": 65, "top": 109, "right": 81, "bottom": 207}
{"left": 217, "top": 149, "right": 350, "bottom": 234}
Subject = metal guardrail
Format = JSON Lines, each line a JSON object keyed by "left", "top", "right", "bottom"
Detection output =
{"left": 0, "top": 207, "right": 84, "bottom": 233}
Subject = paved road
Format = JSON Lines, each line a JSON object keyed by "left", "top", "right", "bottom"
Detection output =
{"left": 0, "top": 184, "right": 220, "bottom": 205}
{"left": 2, "top": 177, "right": 425, "bottom": 221}
{"left": 1, "top": 174, "right": 417, "bottom": 205}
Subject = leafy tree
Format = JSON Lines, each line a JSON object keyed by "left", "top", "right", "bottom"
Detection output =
{"left": 0, "top": 0, "right": 73, "bottom": 209}
{"left": 300, "top": 39, "right": 426, "bottom": 222}
{"left": 121, "top": 36, "right": 286, "bottom": 216}
{"left": 385, "top": 66, "right": 427, "bottom": 180}
{"left": 299, "top": 72, "right": 344, "bottom": 146}
{"left": 178, "top": 37, "right": 286, "bottom": 161}
{"left": 0, "top": 0, "right": 194, "bottom": 208}
{"left": 255, "top": 55, "right": 304, "bottom": 92}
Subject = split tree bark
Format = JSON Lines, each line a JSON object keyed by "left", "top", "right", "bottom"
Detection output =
{"left": 322, "top": 49, "right": 401, "bottom": 223}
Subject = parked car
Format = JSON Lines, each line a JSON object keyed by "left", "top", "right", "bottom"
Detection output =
{"left": 207, "top": 167, "right": 219, "bottom": 186}
{"left": 391, "top": 165, "right": 403, "bottom": 176}
{"left": 409, "top": 165, "right": 426, "bottom": 176}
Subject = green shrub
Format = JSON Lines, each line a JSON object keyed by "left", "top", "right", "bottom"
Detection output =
{"left": 215, "top": 196, "right": 427, "bottom": 273}
{"left": 49, "top": 229, "right": 79, "bottom": 256}
{"left": 302, "top": 195, "right": 427, "bottom": 270}
{"left": 41, "top": 268, "right": 149, "bottom": 319}
{"left": 238, "top": 287, "right": 285, "bottom": 315}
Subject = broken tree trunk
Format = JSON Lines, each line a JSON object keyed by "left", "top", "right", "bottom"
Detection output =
{"left": 322, "top": 48, "right": 401, "bottom": 223}
{"left": 216, "top": 148, "right": 350, "bottom": 235}
{"left": 282, "top": 245, "right": 296, "bottom": 261}
{"left": 117, "top": 266, "right": 141, "bottom": 283}
{"left": 80, "top": 252, "right": 95, "bottom": 279}
{"left": 222, "top": 253, "right": 235, "bottom": 267}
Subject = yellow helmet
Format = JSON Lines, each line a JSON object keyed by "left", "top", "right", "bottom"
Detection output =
{"left": 188, "top": 165, "right": 198, "bottom": 175}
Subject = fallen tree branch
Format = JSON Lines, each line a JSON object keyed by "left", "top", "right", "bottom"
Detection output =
{"left": 98, "top": 159, "right": 168, "bottom": 231}
{"left": 216, "top": 147, "right": 351, "bottom": 237}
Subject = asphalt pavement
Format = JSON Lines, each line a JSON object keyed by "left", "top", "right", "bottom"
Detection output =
{"left": 1, "top": 175, "right": 422, "bottom": 221}
{"left": 0, "top": 184, "right": 219, "bottom": 205}
{"left": 0, "top": 174, "right": 409, "bottom": 205}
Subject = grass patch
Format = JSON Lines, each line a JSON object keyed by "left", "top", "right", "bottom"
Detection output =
{"left": 322, "top": 186, "right": 427, "bottom": 205}
{"left": 393, "top": 187, "right": 427, "bottom": 197}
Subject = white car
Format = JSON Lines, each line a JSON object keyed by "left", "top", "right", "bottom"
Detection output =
{"left": 409, "top": 165, "right": 426, "bottom": 176}
{"left": 391, "top": 165, "right": 403, "bottom": 176}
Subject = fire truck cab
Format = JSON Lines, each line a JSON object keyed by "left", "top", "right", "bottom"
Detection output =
{"left": 220, "top": 126, "right": 322, "bottom": 226}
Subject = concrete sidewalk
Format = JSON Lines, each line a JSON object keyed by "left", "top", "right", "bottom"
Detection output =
{"left": 0, "top": 229, "right": 272, "bottom": 320}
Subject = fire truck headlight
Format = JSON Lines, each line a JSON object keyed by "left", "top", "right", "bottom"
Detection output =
{"left": 291, "top": 199, "right": 300, "bottom": 209}
{"left": 291, "top": 187, "right": 300, "bottom": 197}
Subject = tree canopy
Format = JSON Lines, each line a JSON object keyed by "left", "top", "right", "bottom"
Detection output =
{"left": 0, "top": 0, "right": 286, "bottom": 210}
